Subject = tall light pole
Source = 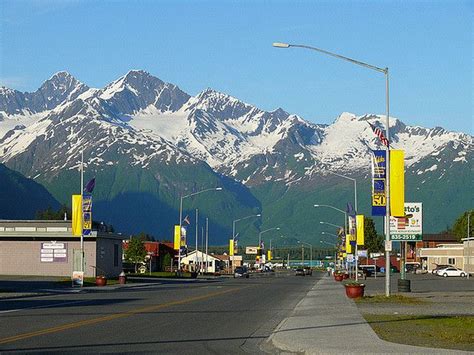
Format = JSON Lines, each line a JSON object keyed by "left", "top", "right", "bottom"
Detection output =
{"left": 320, "top": 221, "right": 344, "bottom": 230}
{"left": 258, "top": 227, "right": 280, "bottom": 248}
{"left": 298, "top": 241, "right": 313, "bottom": 268}
{"left": 328, "top": 172, "right": 359, "bottom": 280}
{"left": 178, "top": 187, "right": 222, "bottom": 272}
{"left": 274, "top": 41, "right": 391, "bottom": 296}
{"left": 232, "top": 214, "right": 261, "bottom": 272}
{"left": 314, "top": 204, "right": 347, "bottom": 234}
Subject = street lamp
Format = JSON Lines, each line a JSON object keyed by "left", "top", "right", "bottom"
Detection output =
{"left": 320, "top": 221, "right": 344, "bottom": 230}
{"left": 258, "top": 227, "right": 280, "bottom": 248}
{"left": 314, "top": 204, "right": 347, "bottom": 234}
{"left": 232, "top": 214, "right": 261, "bottom": 272}
{"left": 274, "top": 41, "right": 391, "bottom": 296}
{"left": 178, "top": 187, "right": 223, "bottom": 271}
{"left": 297, "top": 241, "right": 313, "bottom": 268}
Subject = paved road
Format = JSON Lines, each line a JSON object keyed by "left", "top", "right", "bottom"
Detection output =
{"left": 0, "top": 272, "right": 320, "bottom": 353}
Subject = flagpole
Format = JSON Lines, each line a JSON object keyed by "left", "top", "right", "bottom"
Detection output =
{"left": 195, "top": 209, "right": 198, "bottom": 273}
{"left": 80, "top": 150, "right": 84, "bottom": 275}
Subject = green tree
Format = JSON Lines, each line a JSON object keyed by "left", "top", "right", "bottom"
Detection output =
{"left": 124, "top": 237, "right": 147, "bottom": 272}
{"left": 35, "top": 204, "right": 71, "bottom": 220}
{"left": 363, "top": 217, "right": 383, "bottom": 253}
{"left": 452, "top": 210, "right": 473, "bottom": 241}
{"left": 161, "top": 253, "right": 172, "bottom": 272}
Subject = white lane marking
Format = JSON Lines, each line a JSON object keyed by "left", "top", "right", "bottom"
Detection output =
{"left": 0, "top": 300, "right": 90, "bottom": 315}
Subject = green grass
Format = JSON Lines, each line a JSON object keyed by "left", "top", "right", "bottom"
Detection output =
{"left": 356, "top": 294, "right": 425, "bottom": 304}
{"left": 364, "top": 314, "right": 474, "bottom": 351}
{"left": 58, "top": 277, "right": 120, "bottom": 287}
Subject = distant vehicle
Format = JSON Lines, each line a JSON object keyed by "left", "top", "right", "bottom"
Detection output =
{"left": 436, "top": 266, "right": 467, "bottom": 278}
{"left": 295, "top": 268, "right": 305, "bottom": 276}
{"left": 234, "top": 266, "right": 249, "bottom": 278}
{"left": 431, "top": 264, "right": 451, "bottom": 274}
{"left": 405, "top": 262, "right": 421, "bottom": 273}
{"left": 303, "top": 267, "right": 312, "bottom": 276}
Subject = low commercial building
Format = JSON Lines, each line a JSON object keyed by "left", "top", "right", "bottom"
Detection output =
{"left": 419, "top": 244, "right": 465, "bottom": 271}
{"left": 0, "top": 220, "right": 123, "bottom": 277}
{"left": 462, "top": 238, "right": 474, "bottom": 274}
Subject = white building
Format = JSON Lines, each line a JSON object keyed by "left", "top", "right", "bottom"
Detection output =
{"left": 180, "top": 250, "right": 242, "bottom": 273}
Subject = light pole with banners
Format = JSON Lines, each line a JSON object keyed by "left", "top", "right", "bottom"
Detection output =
{"left": 232, "top": 214, "right": 261, "bottom": 273}
{"left": 178, "top": 187, "right": 222, "bottom": 272}
{"left": 328, "top": 172, "right": 359, "bottom": 281}
{"left": 273, "top": 41, "right": 391, "bottom": 296}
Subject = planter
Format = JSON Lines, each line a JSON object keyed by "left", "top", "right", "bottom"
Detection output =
{"left": 95, "top": 276, "right": 107, "bottom": 287}
{"left": 344, "top": 284, "right": 365, "bottom": 298}
{"left": 343, "top": 273, "right": 349, "bottom": 280}
{"left": 334, "top": 274, "right": 344, "bottom": 282}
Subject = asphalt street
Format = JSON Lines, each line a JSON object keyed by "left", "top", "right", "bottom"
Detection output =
{"left": 0, "top": 272, "right": 320, "bottom": 354}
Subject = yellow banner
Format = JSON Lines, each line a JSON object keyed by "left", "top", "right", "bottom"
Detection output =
{"left": 346, "top": 235, "right": 352, "bottom": 254}
{"left": 267, "top": 250, "right": 272, "bottom": 261}
{"left": 229, "top": 239, "right": 234, "bottom": 256}
{"left": 390, "top": 150, "right": 405, "bottom": 217}
{"left": 72, "top": 195, "right": 82, "bottom": 236}
{"left": 174, "top": 225, "right": 180, "bottom": 250}
{"left": 356, "top": 215, "right": 365, "bottom": 245}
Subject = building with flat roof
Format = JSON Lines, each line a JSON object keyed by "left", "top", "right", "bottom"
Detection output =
{"left": 0, "top": 220, "right": 123, "bottom": 277}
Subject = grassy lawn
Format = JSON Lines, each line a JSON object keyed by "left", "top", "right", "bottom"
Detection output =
{"left": 57, "top": 277, "right": 120, "bottom": 287}
{"left": 356, "top": 294, "right": 425, "bottom": 305}
{"left": 364, "top": 314, "right": 474, "bottom": 351}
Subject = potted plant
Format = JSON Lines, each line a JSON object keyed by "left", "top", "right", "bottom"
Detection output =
{"left": 343, "top": 281, "right": 365, "bottom": 298}
{"left": 334, "top": 271, "right": 344, "bottom": 282}
{"left": 91, "top": 266, "right": 108, "bottom": 286}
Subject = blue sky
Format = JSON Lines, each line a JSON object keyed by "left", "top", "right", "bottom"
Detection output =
{"left": 0, "top": 0, "right": 472, "bottom": 133}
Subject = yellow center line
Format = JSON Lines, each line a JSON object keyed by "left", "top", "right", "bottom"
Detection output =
{"left": 0, "top": 285, "right": 251, "bottom": 345}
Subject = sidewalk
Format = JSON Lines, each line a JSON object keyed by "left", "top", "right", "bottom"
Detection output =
{"left": 267, "top": 275, "right": 468, "bottom": 354}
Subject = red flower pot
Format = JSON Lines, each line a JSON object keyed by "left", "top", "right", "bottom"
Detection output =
{"left": 334, "top": 274, "right": 344, "bottom": 282}
{"left": 343, "top": 273, "right": 349, "bottom": 279}
{"left": 344, "top": 284, "right": 365, "bottom": 298}
{"left": 95, "top": 276, "right": 107, "bottom": 286}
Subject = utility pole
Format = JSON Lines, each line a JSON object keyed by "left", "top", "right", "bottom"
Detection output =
{"left": 205, "top": 218, "right": 209, "bottom": 274}
{"left": 195, "top": 209, "right": 198, "bottom": 273}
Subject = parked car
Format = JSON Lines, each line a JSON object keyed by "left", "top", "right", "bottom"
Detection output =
{"left": 431, "top": 264, "right": 451, "bottom": 274}
{"left": 295, "top": 268, "right": 305, "bottom": 276}
{"left": 303, "top": 267, "right": 313, "bottom": 276}
{"left": 436, "top": 266, "right": 468, "bottom": 278}
{"left": 234, "top": 266, "right": 249, "bottom": 278}
{"left": 405, "top": 262, "right": 421, "bottom": 273}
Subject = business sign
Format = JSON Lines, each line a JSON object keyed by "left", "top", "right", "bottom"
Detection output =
{"left": 390, "top": 202, "right": 423, "bottom": 241}
{"left": 357, "top": 249, "right": 368, "bottom": 257}
{"left": 371, "top": 150, "right": 387, "bottom": 216}
{"left": 40, "top": 242, "right": 67, "bottom": 262}
{"left": 246, "top": 246, "right": 258, "bottom": 255}
{"left": 82, "top": 194, "right": 92, "bottom": 236}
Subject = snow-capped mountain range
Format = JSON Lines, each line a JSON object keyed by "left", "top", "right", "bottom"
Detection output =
{"left": 0, "top": 70, "right": 472, "bottom": 241}
{"left": 1, "top": 70, "right": 471, "bottom": 184}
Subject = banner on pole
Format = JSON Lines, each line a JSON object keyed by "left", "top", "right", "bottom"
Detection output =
{"left": 356, "top": 215, "right": 365, "bottom": 245}
{"left": 82, "top": 194, "right": 92, "bottom": 236}
{"left": 173, "top": 225, "right": 180, "bottom": 250}
{"left": 371, "top": 150, "right": 387, "bottom": 216}
{"left": 389, "top": 150, "right": 405, "bottom": 217}
{"left": 229, "top": 239, "right": 234, "bottom": 256}
{"left": 72, "top": 195, "right": 82, "bottom": 236}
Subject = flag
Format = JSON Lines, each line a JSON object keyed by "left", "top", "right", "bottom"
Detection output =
{"left": 389, "top": 150, "right": 405, "bottom": 217}
{"left": 84, "top": 178, "right": 96, "bottom": 193}
{"left": 182, "top": 215, "right": 191, "bottom": 225}
{"left": 368, "top": 122, "right": 389, "bottom": 147}
{"left": 356, "top": 215, "right": 364, "bottom": 245}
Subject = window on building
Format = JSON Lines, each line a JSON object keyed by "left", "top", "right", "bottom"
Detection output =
{"left": 114, "top": 244, "right": 119, "bottom": 267}
{"left": 448, "top": 257, "right": 455, "bottom": 265}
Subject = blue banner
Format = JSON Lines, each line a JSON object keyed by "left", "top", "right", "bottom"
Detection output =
{"left": 82, "top": 194, "right": 92, "bottom": 236}
{"left": 371, "top": 150, "right": 387, "bottom": 216}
